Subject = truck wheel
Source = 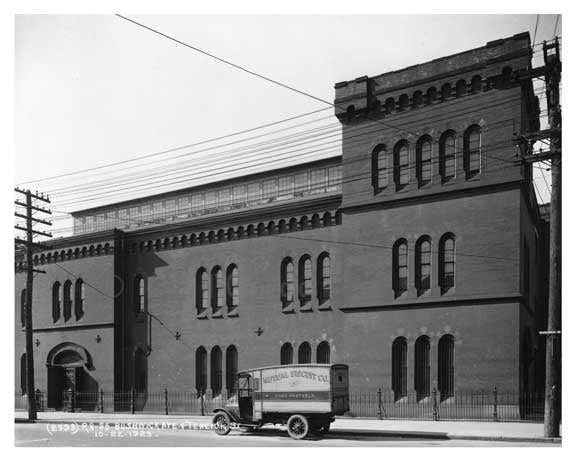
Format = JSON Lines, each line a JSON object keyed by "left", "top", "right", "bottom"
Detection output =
{"left": 287, "top": 414, "right": 309, "bottom": 440}
{"left": 212, "top": 412, "right": 232, "bottom": 436}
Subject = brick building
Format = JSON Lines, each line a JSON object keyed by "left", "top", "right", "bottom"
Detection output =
{"left": 15, "top": 32, "right": 549, "bottom": 411}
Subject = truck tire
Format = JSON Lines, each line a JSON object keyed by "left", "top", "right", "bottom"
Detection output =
{"left": 212, "top": 412, "right": 232, "bottom": 436}
{"left": 286, "top": 414, "right": 309, "bottom": 440}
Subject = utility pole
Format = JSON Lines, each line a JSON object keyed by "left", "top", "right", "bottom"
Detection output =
{"left": 542, "top": 38, "right": 561, "bottom": 438}
{"left": 15, "top": 188, "right": 52, "bottom": 421}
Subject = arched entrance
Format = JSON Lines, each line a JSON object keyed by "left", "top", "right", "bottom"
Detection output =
{"left": 46, "top": 343, "right": 95, "bottom": 410}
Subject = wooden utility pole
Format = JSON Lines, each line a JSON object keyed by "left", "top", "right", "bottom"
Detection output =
{"left": 15, "top": 188, "right": 52, "bottom": 421}
{"left": 542, "top": 39, "right": 562, "bottom": 438}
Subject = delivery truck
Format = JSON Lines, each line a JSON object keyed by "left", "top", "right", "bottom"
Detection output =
{"left": 212, "top": 363, "right": 350, "bottom": 439}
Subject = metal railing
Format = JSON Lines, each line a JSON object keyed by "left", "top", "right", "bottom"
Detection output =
{"left": 15, "top": 387, "right": 545, "bottom": 422}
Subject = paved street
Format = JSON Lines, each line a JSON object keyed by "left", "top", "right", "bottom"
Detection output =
{"left": 15, "top": 423, "right": 557, "bottom": 447}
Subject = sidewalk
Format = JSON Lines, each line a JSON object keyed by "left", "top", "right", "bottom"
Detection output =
{"left": 14, "top": 411, "right": 561, "bottom": 444}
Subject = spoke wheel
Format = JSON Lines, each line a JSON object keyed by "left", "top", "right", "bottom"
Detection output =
{"left": 286, "top": 414, "right": 309, "bottom": 440}
{"left": 212, "top": 412, "right": 232, "bottom": 436}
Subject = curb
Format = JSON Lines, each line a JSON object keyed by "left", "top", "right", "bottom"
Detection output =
{"left": 15, "top": 417, "right": 561, "bottom": 443}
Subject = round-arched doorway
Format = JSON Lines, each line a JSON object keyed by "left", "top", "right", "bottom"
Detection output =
{"left": 46, "top": 343, "right": 95, "bottom": 410}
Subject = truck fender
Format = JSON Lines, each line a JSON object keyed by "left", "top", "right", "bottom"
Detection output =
{"left": 212, "top": 408, "right": 238, "bottom": 423}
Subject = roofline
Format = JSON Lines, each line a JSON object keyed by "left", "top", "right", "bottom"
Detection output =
{"left": 72, "top": 155, "right": 342, "bottom": 216}
{"left": 335, "top": 32, "right": 531, "bottom": 89}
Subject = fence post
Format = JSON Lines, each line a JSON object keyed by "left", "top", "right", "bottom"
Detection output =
{"left": 70, "top": 388, "right": 75, "bottom": 413}
{"left": 100, "top": 389, "right": 104, "bottom": 413}
{"left": 377, "top": 388, "right": 383, "bottom": 420}
{"left": 130, "top": 388, "right": 135, "bottom": 415}
{"left": 165, "top": 388, "right": 169, "bottom": 415}
{"left": 200, "top": 390, "right": 205, "bottom": 416}
{"left": 493, "top": 387, "right": 498, "bottom": 421}
{"left": 432, "top": 388, "right": 439, "bottom": 421}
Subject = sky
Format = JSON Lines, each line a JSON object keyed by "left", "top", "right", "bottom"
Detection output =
{"left": 14, "top": 14, "right": 561, "bottom": 234}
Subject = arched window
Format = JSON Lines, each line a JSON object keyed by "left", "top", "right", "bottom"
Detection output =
{"left": 371, "top": 144, "right": 388, "bottom": 191}
{"left": 414, "top": 336, "right": 431, "bottom": 401}
{"left": 439, "top": 234, "right": 455, "bottom": 293}
{"left": 196, "top": 268, "right": 208, "bottom": 314}
{"left": 316, "top": 341, "right": 330, "bottom": 364}
{"left": 63, "top": 280, "right": 72, "bottom": 322}
{"left": 471, "top": 75, "right": 482, "bottom": 93}
{"left": 464, "top": 125, "right": 481, "bottom": 177}
{"left": 20, "top": 353, "right": 27, "bottom": 394}
{"left": 134, "top": 276, "right": 145, "bottom": 314}
{"left": 441, "top": 83, "right": 452, "bottom": 100}
{"left": 195, "top": 347, "right": 207, "bottom": 393}
{"left": 134, "top": 348, "right": 147, "bottom": 394}
{"left": 426, "top": 87, "right": 437, "bottom": 104}
{"left": 74, "top": 279, "right": 85, "bottom": 320}
{"left": 317, "top": 252, "right": 331, "bottom": 303}
{"left": 280, "top": 343, "right": 293, "bottom": 365}
{"left": 455, "top": 79, "right": 467, "bottom": 97}
{"left": 210, "top": 346, "right": 222, "bottom": 395}
{"left": 440, "top": 131, "right": 457, "bottom": 182}
{"left": 416, "top": 237, "right": 432, "bottom": 295}
{"left": 281, "top": 258, "right": 295, "bottom": 307}
{"left": 20, "top": 289, "right": 26, "bottom": 328}
{"left": 298, "top": 342, "right": 312, "bottom": 364}
{"left": 384, "top": 98, "right": 395, "bottom": 113}
{"left": 412, "top": 91, "right": 423, "bottom": 108}
{"left": 298, "top": 255, "right": 312, "bottom": 305}
{"left": 398, "top": 94, "right": 409, "bottom": 111}
{"left": 211, "top": 267, "right": 224, "bottom": 313}
{"left": 392, "top": 337, "right": 407, "bottom": 401}
{"left": 52, "top": 282, "right": 61, "bottom": 323}
{"left": 416, "top": 137, "right": 432, "bottom": 186}
{"left": 393, "top": 239, "right": 408, "bottom": 297}
{"left": 438, "top": 335, "right": 455, "bottom": 401}
{"left": 226, "top": 345, "right": 238, "bottom": 395}
{"left": 226, "top": 265, "right": 239, "bottom": 313}
{"left": 394, "top": 141, "right": 410, "bottom": 190}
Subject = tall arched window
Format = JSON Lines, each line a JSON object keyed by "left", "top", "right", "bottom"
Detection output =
{"left": 280, "top": 343, "right": 293, "bottom": 365}
{"left": 281, "top": 258, "right": 295, "bottom": 308}
{"left": 392, "top": 337, "right": 407, "bottom": 401}
{"left": 439, "top": 234, "right": 455, "bottom": 293}
{"left": 134, "top": 348, "right": 147, "bottom": 394}
{"left": 393, "top": 239, "right": 408, "bottom": 297}
{"left": 210, "top": 346, "right": 222, "bottom": 395}
{"left": 394, "top": 141, "right": 410, "bottom": 190}
{"left": 211, "top": 267, "right": 224, "bottom": 313}
{"left": 74, "top": 279, "right": 85, "bottom": 320}
{"left": 416, "top": 237, "right": 432, "bottom": 296}
{"left": 416, "top": 137, "right": 432, "bottom": 186}
{"left": 226, "top": 345, "right": 238, "bottom": 395}
{"left": 414, "top": 335, "right": 431, "bottom": 401}
{"left": 20, "top": 289, "right": 26, "bottom": 328}
{"left": 316, "top": 341, "right": 330, "bottom": 364}
{"left": 63, "top": 280, "right": 72, "bottom": 322}
{"left": 317, "top": 252, "right": 331, "bottom": 303}
{"left": 298, "top": 255, "right": 312, "bottom": 305}
{"left": 440, "top": 131, "right": 456, "bottom": 182}
{"left": 372, "top": 144, "right": 388, "bottom": 191}
{"left": 226, "top": 264, "right": 239, "bottom": 313}
{"left": 298, "top": 342, "right": 312, "bottom": 364}
{"left": 196, "top": 268, "right": 208, "bottom": 314}
{"left": 195, "top": 346, "right": 207, "bottom": 393}
{"left": 438, "top": 335, "right": 455, "bottom": 401}
{"left": 52, "top": 282, "right": 61, "bottom": 323}
{"left": 464, "top": 125, "right": 481, "bottom": 177}
{"left": 20, "top": 353, "right": 27, "bottom": 394}
{"left": 134, "top": 275, "right": 145, "bottom": 314}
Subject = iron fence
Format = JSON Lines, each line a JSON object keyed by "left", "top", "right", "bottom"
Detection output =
{"left": 15, "top": 388, "right": 545, "bottom": 422}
